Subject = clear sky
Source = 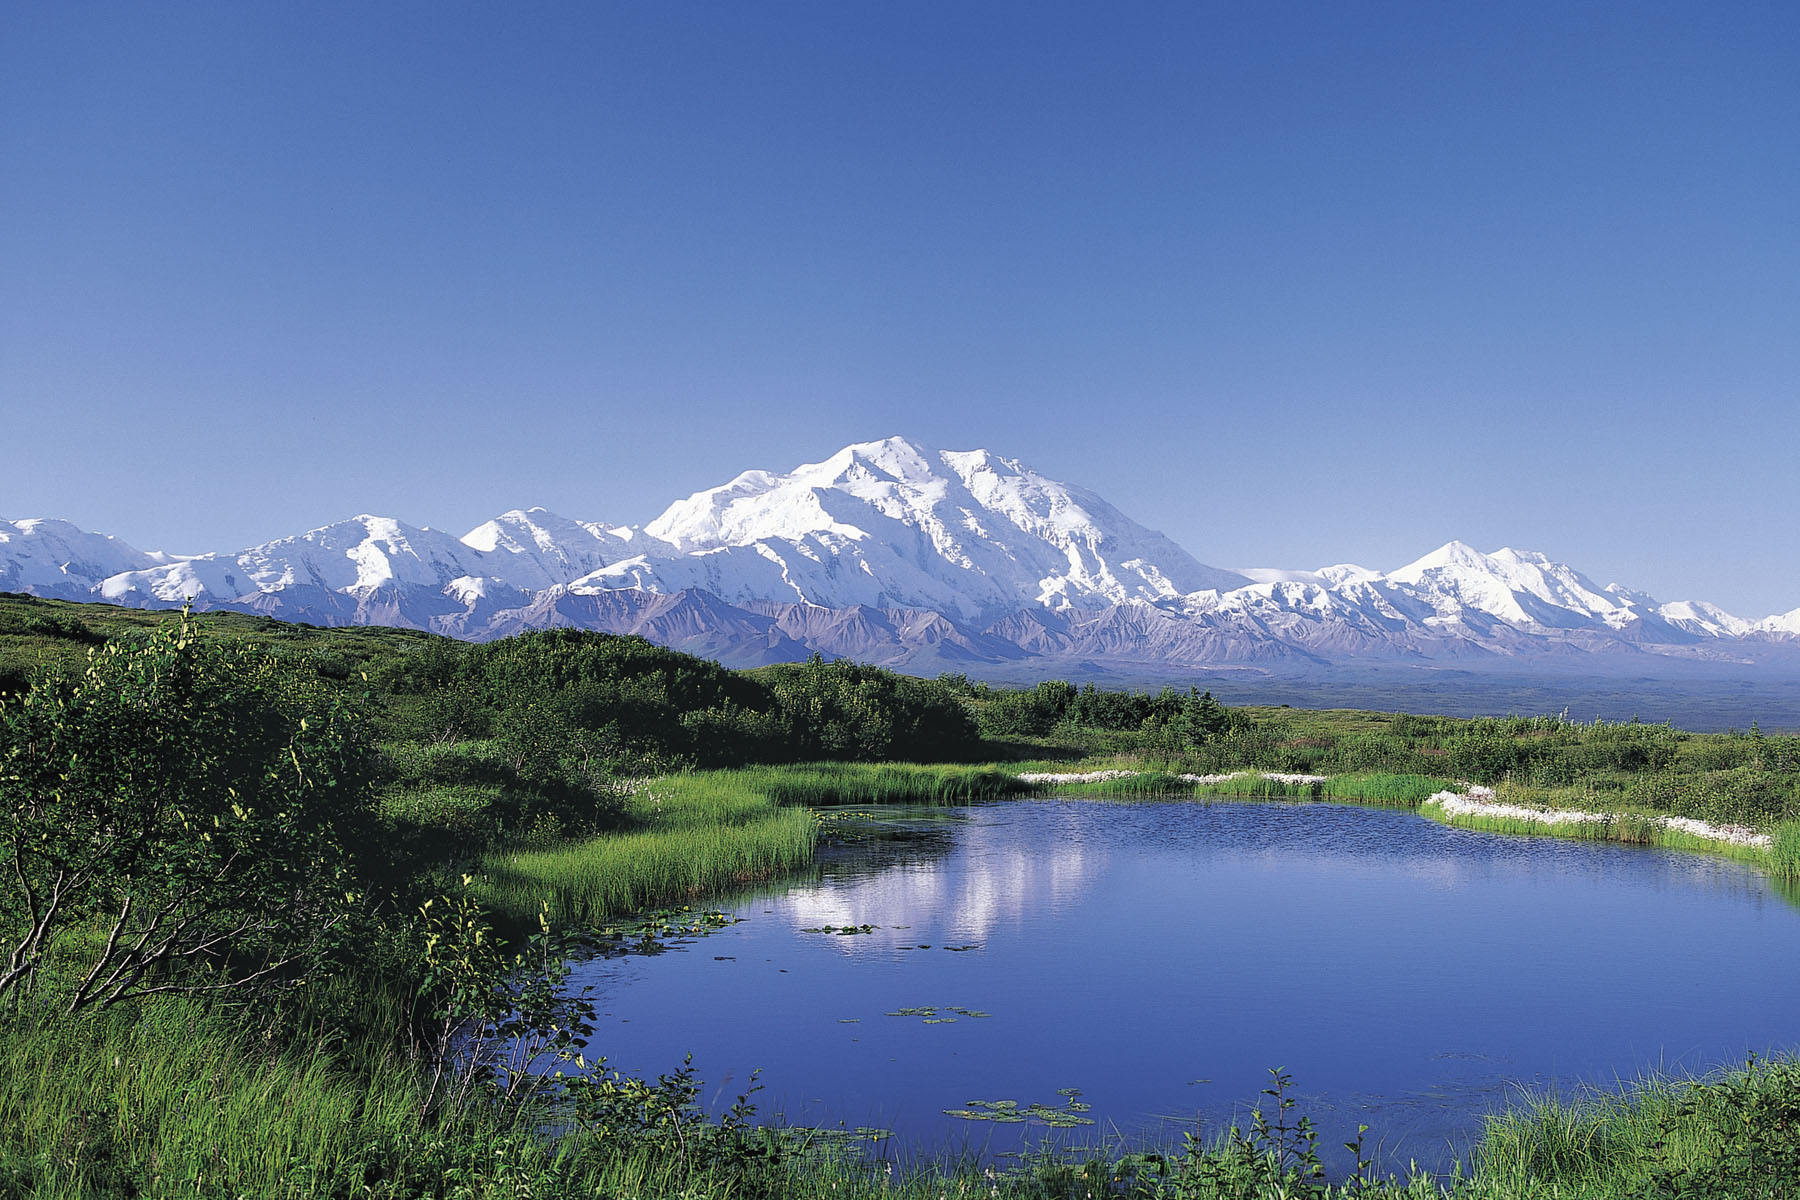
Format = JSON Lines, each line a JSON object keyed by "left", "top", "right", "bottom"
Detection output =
{"left": 4, "top": 2, "right": 1797, "bottom": 615}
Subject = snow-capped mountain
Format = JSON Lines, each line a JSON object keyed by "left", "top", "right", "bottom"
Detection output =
{"left": 0, "top": 518, "right": 174, "bottom": 597}
{"left": 4, "top": 437, "right": 1796, "bottom": 675}
{"left": 582, "top": 437, "right": 1247, "bottom": 617}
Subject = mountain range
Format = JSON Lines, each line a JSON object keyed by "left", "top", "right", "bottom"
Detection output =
{"left": 7, "top": 436, "right": 1800, "bottom": 679}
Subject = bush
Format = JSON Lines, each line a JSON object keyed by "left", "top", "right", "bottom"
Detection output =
{"left": 0, "top": 612, "right": 378, "bottom": 1013}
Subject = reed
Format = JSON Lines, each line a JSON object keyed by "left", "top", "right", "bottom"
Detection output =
{"left": 1420, "top": 792, "right": 1772, "bottom": 865}
{"left": 1321, "top": 773, "right": 1456, "bottom": 806}
{"left": 1770, "top": 820, "right": 1800, "bottom": 879}
{"left": 735, "top": 761, "right": 1030, "bottom": 806}
{"left": 1051, "top": 771, "right": 1199, "bottom": 796}
{"left": 477, "top": 764, "right": 1028, "bottom": 927}
{"left": 480, "top": 800, "right": 816, "bottom": 927}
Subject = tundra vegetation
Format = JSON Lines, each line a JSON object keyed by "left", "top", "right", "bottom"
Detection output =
{"left": 2, "top": 591, "right": 1800, "bottom": 1198}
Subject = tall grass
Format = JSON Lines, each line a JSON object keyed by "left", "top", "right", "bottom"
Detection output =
{"left": 478, "top": 764, "right": 1026, "bottom": 927}
{"left": 1041, "top": 771, "right": 1457, "bottom": 808}
{"left": 0, "top": 1000, "right": 456, "bottom": 1198}
{"left": 1193, "top": 774, "right": 1325, "bottom": 799}
{"left": 480, "top": 773, "right": 817, "bottom": 927}
{"left": 1419, "top": 788, "right": 1773, "bottom": 865}
{"left": 741, "top": 761, "right": 1030, "bottom": 806}
{"left": 1771, "top": 819, "right": 1800, "bottom": 879}
{"left": 1471, "top": 1057, "right": 1800, "bottom": 1199}
{"left": 1320, "top": 773, "right": 1456, "bottom": 806}
{"left": 1053, "top": 771, "right": 1201, "bottom": 796}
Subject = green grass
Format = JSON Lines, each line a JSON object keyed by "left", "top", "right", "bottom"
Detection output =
{"left": 1465, "top": 1056, "right": 1800, "bottom": 1199}
{"left": 737, "top": 761, "right": 1031, "bottom": 806}
{"left": 1319, "top": 772, "right": 1455, "bottom": 806}
{"left": 0, "top": 999, "right": 454, "bottom": 1199}
{"left": 1771, "top": 820, "right": 1800, "bottom": 879}
{"left": 1051, "top": 771, "right": 1203, "bottom": 796}
{"left": 0, "top": 591, "right": 440, "bottom": 695}
{"left": 1418, "top": 784, "right": 1776, "bottom": 867}
{"left": 477, "top": 764, "right": 1030, "bottom": 926}
{"left": 1033, "top": 770, "right": 1458, "bottom": 808}
{"left": 479, "top": 773, "right": 818, "bottom": 927}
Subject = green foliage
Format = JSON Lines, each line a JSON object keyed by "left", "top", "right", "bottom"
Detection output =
{"left": 1151, "top": 1068, "right": 1390, "bottom": 1199}
{"left": 0, "top": 611, "right": 377, "bottom": 1013}
{"left": 1642, "top": 1056, "right": 1800, "bottom": 1198}
{"left": 387, "top": 633, "right": 980, "bottom": 770}
{"left": 760, "top": 654, "right": 982, "bottom": 762}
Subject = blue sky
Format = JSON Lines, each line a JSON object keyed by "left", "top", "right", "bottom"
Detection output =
{"left": 4, "top": 2, "right": 1797, "bottom": 615}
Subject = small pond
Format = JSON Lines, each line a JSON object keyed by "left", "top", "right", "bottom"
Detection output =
{"left": 566, "top": 798, "right": 1800, "bottom": 1173}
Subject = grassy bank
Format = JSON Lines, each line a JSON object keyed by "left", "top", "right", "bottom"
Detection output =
{"left": 1041, "top": 770, "right": 1456, "bottom": 807}
{"left": 479, "top": 763, "right": 1028, "bottom": 927}
{"left": 479, "top": 771, "right": 818, "bottom": 927}
{"left": 1029, "top": 766, "right": 1800, "bottom": 880}
{"left": 6, "top": 997, "right": 1796, "bottom": 1198}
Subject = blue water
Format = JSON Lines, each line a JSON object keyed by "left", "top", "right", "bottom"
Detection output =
{"left": 566, "top": 799, "right": 1800, "bottom": 1172}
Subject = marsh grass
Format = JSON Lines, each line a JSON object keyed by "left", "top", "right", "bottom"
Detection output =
{"left": 1043, "top": 771, "right": 1456, "bottom": 809}
{"left": 740, "top": 761, "right": 1029, "bottom": 806}
{"left": 1196, "top": 774, "right": 1325, "bottom": 799}
{"left": 478, "top": 764, "right": 1024, "bottom": 927}
{"left": 1053, "top": 771, "right": 1200, "bottom": 796}
{"left": 479, "top": 774, "right": 816, "bottom": 927}
{"left": 1319, "top": 773, "right": 1456, "bottom": 806}
{"left": 0, "top": 998, "right": 990, "bottom": 1200}
{"left": 1419, "top": 789, "right": 1773, "bottom": 866}
{"left": 1471, "top": 1057, "right": 1800, "bottom": 1199}
{"left": 1770, "top": 820, "right": 1800, "bottom": 879}
{"left": 0, "top": 999, "right": 453, "bottom": 1198}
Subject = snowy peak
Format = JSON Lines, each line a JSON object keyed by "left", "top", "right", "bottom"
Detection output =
{"left": 0, "top": 518, "right": 170, "bottom": 596}
{"left": 3, "top": 437, "right": 1792, "bottom": 671}
{"left": 639, "top": 436, "right": 1247, "bottom": 617}
{"left": 95, "top": 514, "right": 489, "bottom": 605}
{"left": 1386, "top": 541, "right": 1640, "bottom": 630}
{"left": 1238, "top": 563, "right": 1382, "bottom": 588}
{"left": 1658, "top": 599, "right": 1752, "bottom": 638}
{"left": 1758, "top": 607, "right": 1800, "bottom": 637}
{"left": 460, "top": 507, "right": 646, "bottom": 590}
{"left": 1388, "top": 539, "right": 1502, "bottom": 582}
{"left": 647, "top": 437, "right": 955, "bottom": 550}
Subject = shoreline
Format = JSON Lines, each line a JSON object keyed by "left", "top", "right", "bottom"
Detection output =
{"left": 1014, "top": 768, "right": 1777, "bottom": 856}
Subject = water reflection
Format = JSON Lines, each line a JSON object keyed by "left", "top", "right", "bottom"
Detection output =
{"left": 790, "top": 809, "right": 1106, "bottom": 947}
{"left": 567, "top": 799, "right": 1800, "bottom": 1174}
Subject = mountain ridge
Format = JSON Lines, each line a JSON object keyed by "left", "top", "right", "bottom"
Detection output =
{"left": 5, "top": 437, "right": 1797, "bottom": 677}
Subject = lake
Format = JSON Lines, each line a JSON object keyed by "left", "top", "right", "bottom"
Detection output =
{"left": 566, "top": 797, "right": 1800, "bottom": 1173}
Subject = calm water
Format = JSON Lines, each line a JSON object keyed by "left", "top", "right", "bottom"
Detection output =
{"left": 567, "top": 799, "right": 1800, "bottom": 1171}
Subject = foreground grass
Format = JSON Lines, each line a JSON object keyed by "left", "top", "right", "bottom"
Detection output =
{"left": 7, "top": 996, "right": 1798, "bottom": 1199}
